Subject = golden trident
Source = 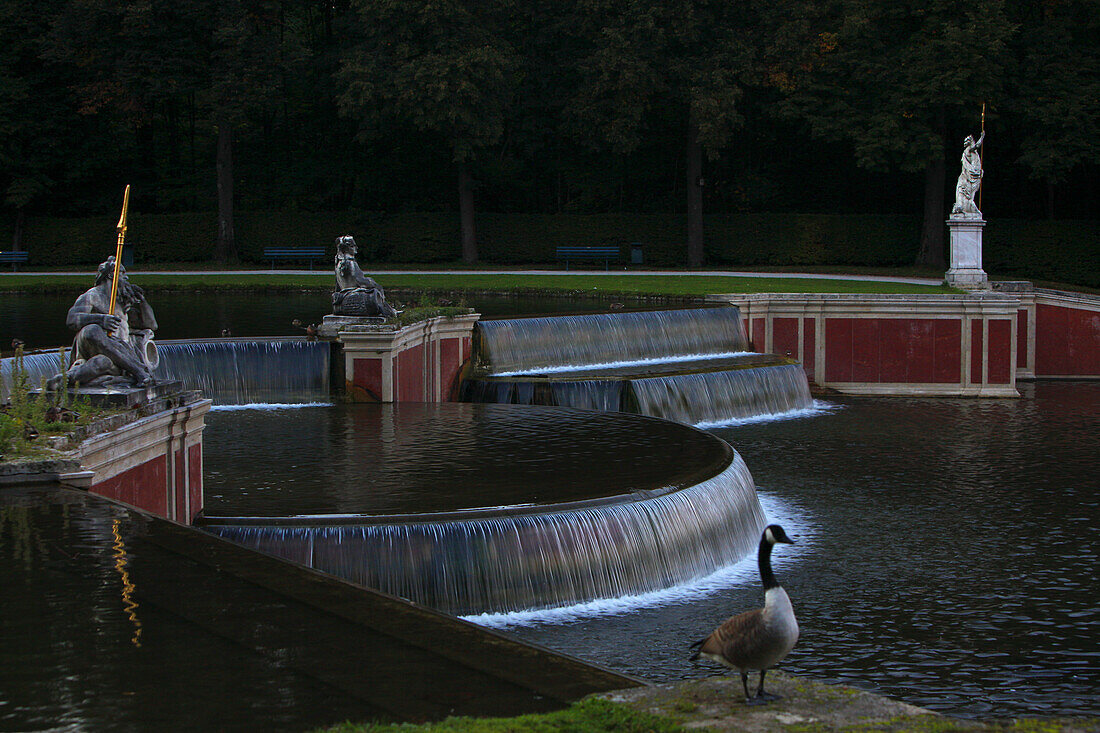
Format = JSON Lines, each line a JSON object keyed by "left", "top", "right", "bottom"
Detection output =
{"left": 107, "top": 185, "right": 130, "bottom": 335}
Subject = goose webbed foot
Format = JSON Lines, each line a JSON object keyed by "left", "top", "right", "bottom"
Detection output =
{"left": 747, "top": 671, "right": 783, "bottom": 704}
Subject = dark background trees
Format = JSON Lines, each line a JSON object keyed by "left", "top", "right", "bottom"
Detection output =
{"left": 1, "top": 0, "right": 1097, "bottom": 267}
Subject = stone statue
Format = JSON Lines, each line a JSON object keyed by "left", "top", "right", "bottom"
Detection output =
{"left": 332, "top": 235, "right": 397, "bottom": 318}
{"left": 48, "top": 256, "right": 158, "bottom": 389}
{"left": 951, "top": 131, "right": 985, "bottom": 218}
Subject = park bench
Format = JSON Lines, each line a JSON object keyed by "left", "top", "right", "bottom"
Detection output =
{"left": 263, "top": 247, "right": 327, "bottom": 270}
{"left": 0, "top": 251, "right": 29, "bottom": 271}
{"left": 555, "top": 246, "right": 619, "bottom": 271}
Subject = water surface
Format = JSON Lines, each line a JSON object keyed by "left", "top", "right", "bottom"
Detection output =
{"left": 501, "top": 382, "right": 1100, "bottom": 718}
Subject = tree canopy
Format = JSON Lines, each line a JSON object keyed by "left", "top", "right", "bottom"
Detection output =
{"left": 1, "top": 0, "right": 1097, "bottom": 264}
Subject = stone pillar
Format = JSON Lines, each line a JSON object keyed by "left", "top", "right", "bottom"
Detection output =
{"left": 946, "top": 217, "right": 989, "bottom": 290}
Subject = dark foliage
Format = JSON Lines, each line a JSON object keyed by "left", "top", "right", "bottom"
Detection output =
{"left": 0, "top": 0, "right": 1096, "bottom": 276}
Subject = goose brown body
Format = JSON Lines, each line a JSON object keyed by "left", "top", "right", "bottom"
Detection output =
{"left": 690, "top": 524, "right": 798, "bottom": 703}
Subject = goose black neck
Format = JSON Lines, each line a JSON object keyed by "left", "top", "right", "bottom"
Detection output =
{"left": 758, "top": 535, "right": 780, "bottom": 590}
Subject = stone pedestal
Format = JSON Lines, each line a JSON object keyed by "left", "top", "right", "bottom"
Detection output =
{"left": 336, "top": 313, "right": 478, "bottom": 402}
{"left": 317, "top": 314, "right": 385, "bottom": 340}
{"left": 33, "top": 380, "right": 184, "bottom": 408}
{"left": 946, "top": 217, "right": 989, "bottom": 289}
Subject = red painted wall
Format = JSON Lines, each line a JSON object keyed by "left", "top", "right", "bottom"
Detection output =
{"left": 988, "top": 319, "right": 1013, "bottom": 384}
{"left": 1035, "top": 304, "right": 1100, "bottom": 376}
{"left": 825, "top": 318, "right": 961, "bottom": 384}
{"left": 353, "top": 358, "right": 383, "bottom": 401}
{"left": 971, "top": 319, "right": 983, "bottom": 384}
{"left": 174, "top": 448, "right": 187, "bottom": 522}
{"left": 92, "top": 455, "right": 168, "bottom": 517}
{"left": 396, "top": 343, "right": 425, "bottom": 401}
{"left": 773, "top": 318, "right": 799, "bottom": 359}
{"left": 751, "top": 318, "right": 765, "bottom": 351}
{"left": 1017, "top": 310, "right": 1029, "bottom": 369}
{"left": 188, "top": 443, "right": 203, "bottom": 522}
{"left": 802, "top": 317, "right": 816, "bottom": 379}
{"left": 441, "top": 338, "right": 462, "bottom": 401}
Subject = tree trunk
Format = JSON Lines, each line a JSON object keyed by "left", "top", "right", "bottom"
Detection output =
{"left": 1046, "top": 181, "right": 1055, "bottom": 219}
{"left": 686, "top": 122, "right": 704, "bottom": 268}
{"left": 215, "top": 117, "right": 237, "bottom": 264}
{"left": 12, "top": 208, "right": 25, "bottom": 251}
{"left": 458, "top": 164, "right": 478, "bottom": 264}
{"left": 916, "top": 155, "right": 946, "bottom": 269}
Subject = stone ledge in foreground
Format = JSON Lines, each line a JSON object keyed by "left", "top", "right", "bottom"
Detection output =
{"left": 594, "top": 671, "right": 1099, "bottom": 732}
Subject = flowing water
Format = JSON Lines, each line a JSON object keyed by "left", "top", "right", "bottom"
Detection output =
{"left": 495, "top": 382, "right": 1100, "bottom": 719}
{"left": 465, "top": 307, "right": 814, "bottom": 425}
{"left": 154, "top": 339, "right": 330, "bottom": 404}
{"left": 200, "top": 403, "right": 765, "bottom": 616}
{"left": 472, "top": 307, "right": 748, "bottom": 374}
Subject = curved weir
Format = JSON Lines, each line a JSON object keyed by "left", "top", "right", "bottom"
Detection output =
{"left": 198, "top": 403, "right": 767, "bottom": 616}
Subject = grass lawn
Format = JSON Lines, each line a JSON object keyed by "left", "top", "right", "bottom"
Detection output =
{"left": 0, "top": 272, "right": 958, "bottom": 296}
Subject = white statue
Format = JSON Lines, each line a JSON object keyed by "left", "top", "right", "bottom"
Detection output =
{"left": 951, "top": 131, "right": 985, "bottom": 218}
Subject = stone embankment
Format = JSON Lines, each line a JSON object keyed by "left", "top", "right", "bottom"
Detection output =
{"left": 596, "top": 672, "right": 1100, "bottom": 732}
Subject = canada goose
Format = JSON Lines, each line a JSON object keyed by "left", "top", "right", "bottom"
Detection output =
{"left": 690, "top": 523, "right": 799, "bottom": 704}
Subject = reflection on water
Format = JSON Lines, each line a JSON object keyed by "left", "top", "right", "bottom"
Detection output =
{"left": 502, "top": 382, "right": 1100, "bottom": 719}
{"left": 0, "top": 291, "right": 665, "bottom": 350}
{"left": 0, "top": 491, "right": 383, "bottom": 731}
{"left": 201, "top": 403, "right": 730, "bottom": 517}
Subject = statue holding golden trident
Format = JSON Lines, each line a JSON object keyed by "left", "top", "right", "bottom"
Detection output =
{"left": 48, "top": 187, "right": 160, "bottom": 389}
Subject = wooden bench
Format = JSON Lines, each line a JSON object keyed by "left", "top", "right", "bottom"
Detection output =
{"left": 263, "top": 247, "right": 327, "bottom": 270}
{"left": 0, "top": 251, "right": 28, "bottom": 271}
{"left": 555, "top": 246, "right": 619, "bottom": 271}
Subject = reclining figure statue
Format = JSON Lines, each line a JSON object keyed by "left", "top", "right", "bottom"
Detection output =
{"left": 48, "top": 256, "right": 158, "bottom": 389}
{"left": 331, "top": 235, "right": 398, "bottom": 318}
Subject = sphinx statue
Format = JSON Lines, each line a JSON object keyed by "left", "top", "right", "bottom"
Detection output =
{"left": 48, "top": 256, "right": 159, "bottom": 389}
{"left": 331, "top": 235, "right": 397, "bottom": 318}
{"left": 951, "top": 131, "right": 985, "bottom": 219}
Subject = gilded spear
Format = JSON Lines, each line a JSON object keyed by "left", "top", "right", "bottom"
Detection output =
{"left": 107, "top": 185, "right": 130, "bottom": 335}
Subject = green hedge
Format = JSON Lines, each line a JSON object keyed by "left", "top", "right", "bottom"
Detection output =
{"left": 3, "top": 210, "right": 1096, "bottom": 287}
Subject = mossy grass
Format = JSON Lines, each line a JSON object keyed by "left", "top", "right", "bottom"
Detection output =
{"left": 315, "top": 697, "right": 684, "bottom": 733}
{"left": 0, "top": 345, "right": 124, "bottom": 459}
{"left": 390, "top": 305, "right": 474, "bottom": 328}
{"left": 314, "top": 697, "right": 1099, "bottom": 733}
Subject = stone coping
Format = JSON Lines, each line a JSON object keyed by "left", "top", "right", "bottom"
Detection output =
{"left": 0, "top": 389, "right": 205, "bottom": 473}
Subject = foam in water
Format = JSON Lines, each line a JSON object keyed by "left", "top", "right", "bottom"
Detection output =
{"left": 466, "top": 307, "right": 818, "bottom": 426}
{"left": 462, "top": 490, "right": 813, "bottom": 628}
{"left": 210, "top": 402, "right": 333, "bottom": 412}
{"left": 474, "top": 307, "right": 748, "bottom": 375}
{"left": 490, "top": 351, "right": 754, "bottom": 378}
{"left": 155, "top": 339, "right": 330, "bottom": 405}
{"left": 694, "top": 399, "right": 840, "bottom": 430}
{"left": 206, "top": 451, "right": 767, "bottom": 616}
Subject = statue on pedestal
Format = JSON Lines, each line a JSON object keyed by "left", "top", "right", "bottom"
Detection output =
{"left": 951, "top": 131, "right": 985, "bottom": 218}
{"left": 332, "top": 235, "right": 397, "bottom": 318}
{"left": 48, "top": 257, "right": 159, "bottom": 389}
